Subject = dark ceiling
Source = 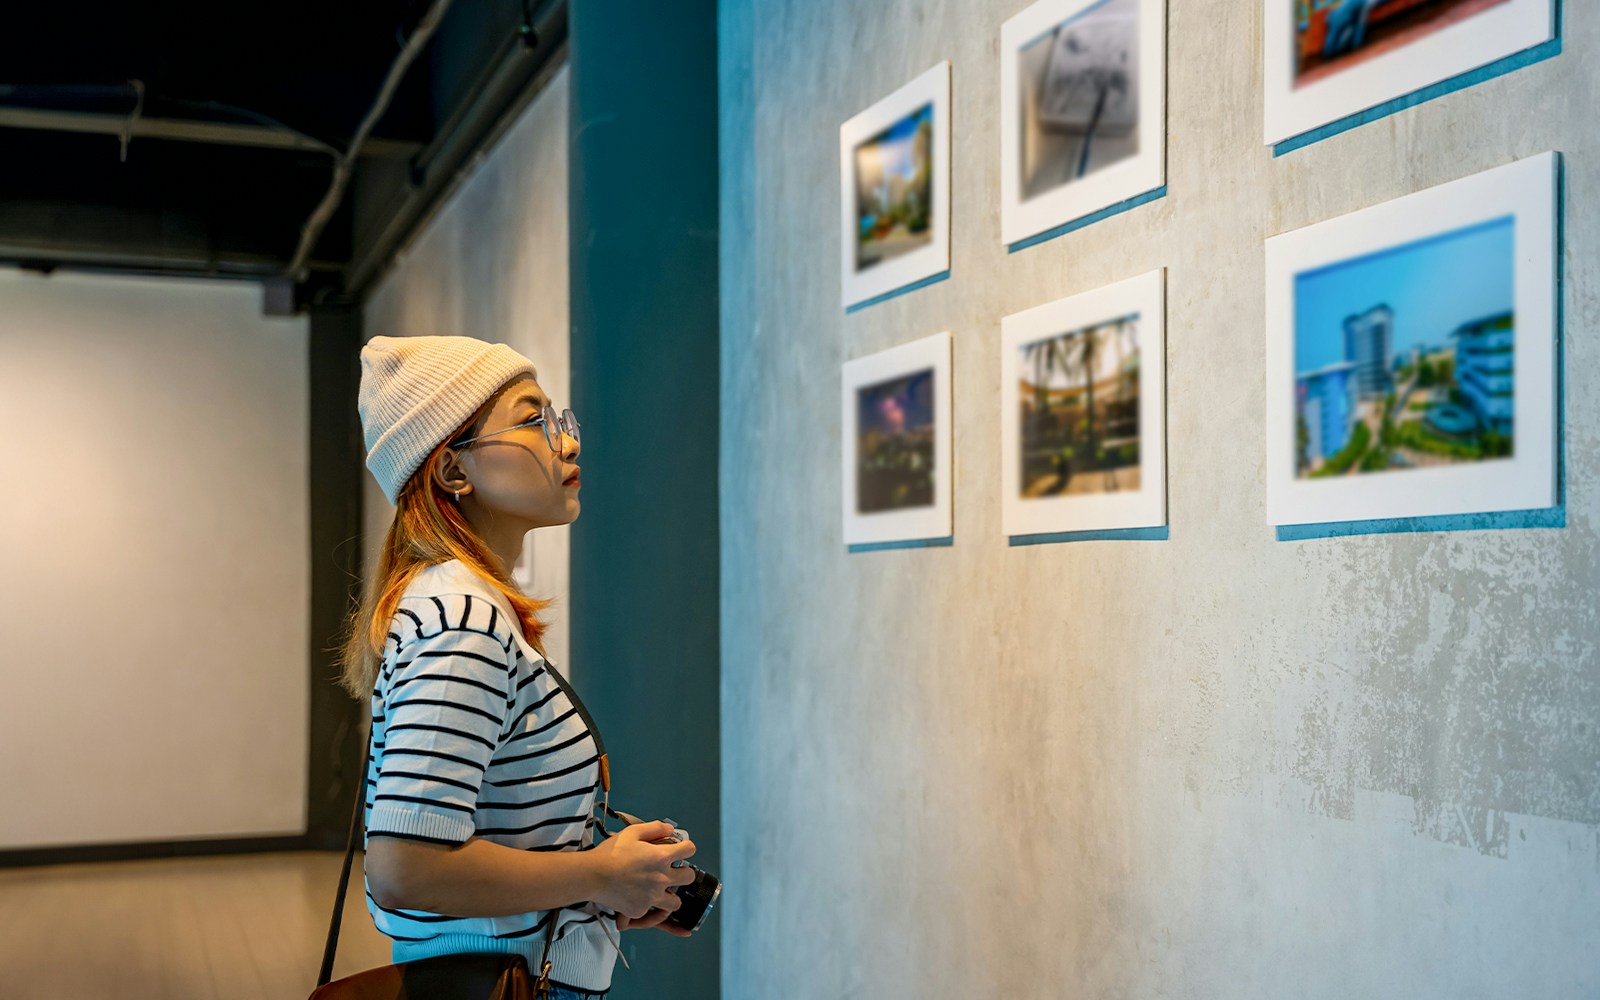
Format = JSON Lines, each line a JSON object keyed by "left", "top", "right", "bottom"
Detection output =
{"left": 0, "top": 0, "right": 567, "bottom": 311}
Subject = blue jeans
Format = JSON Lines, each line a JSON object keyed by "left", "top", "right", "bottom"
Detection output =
{"left": 548, "top": 987, "right": 607, "bottom": 1000}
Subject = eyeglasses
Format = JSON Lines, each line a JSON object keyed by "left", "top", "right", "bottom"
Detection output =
{"left": 450, "top": 403, "right": 581, "bottom": 454}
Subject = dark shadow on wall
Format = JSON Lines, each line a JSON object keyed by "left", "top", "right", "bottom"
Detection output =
{"left": 306, "top": 303, "right": 368, "bottom": 850}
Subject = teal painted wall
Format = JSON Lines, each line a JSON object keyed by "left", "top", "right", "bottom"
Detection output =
{"left": 568, "top": 3, "right": 721, "bottom": 997}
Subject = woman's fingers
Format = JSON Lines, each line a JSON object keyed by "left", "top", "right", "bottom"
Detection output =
{"left": 619, "top": 907, "right": 692, "bottom": 937}
{"left": 628, "top": 908, "right": 672, "bottom": 930}
{"left": 595, "top": 820, "right": 702, "bottom": 919}
{"left": 664, "top": 837, "right": 697, "bottom": 864}
{"left": 627, "top": 820, "right": 677, "bottom": 843}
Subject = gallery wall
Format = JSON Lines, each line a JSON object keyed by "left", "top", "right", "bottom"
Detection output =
{"left": 0, "top": 269, "right": 309, "bottom": 849}
{"left": 362, "top": 68, "right": 574, "bottom": 671}
{"left": 719, "top": 1, "right": 1600, "bottom": 997}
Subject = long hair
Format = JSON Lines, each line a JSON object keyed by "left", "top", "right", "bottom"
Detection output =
{"left": 337, "top": 409, "right": 552, "bottom": 700}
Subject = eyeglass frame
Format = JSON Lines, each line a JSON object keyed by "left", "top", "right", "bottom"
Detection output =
{"left": 448, "top": 403, "right": 581, "bottom": 454}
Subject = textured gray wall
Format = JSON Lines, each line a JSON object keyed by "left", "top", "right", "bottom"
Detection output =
{"left": 719, "top": 2, "right": 1599, "bottom": 997}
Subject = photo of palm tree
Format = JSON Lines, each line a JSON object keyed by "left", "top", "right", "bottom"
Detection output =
{"left": 853, "top": 103, "right": 934, "bottom": 272}
{"left": 856, "top": 368, "right": 936, "bottom": 514}
{"left": 1017, "top": 0, "right": 1139, "bottom": 201}
{"left": 1293, "top": 216, "right": 1514, "bottom": 480}
{"left": 1292, "top": 0, "right": 1512, "bottom": 88}
{"left": 1018, "top": 313, "right": 1141, "bottom": 497}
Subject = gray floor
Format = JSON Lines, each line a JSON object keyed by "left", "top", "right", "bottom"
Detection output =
{"left": 0, "top": 851, "right": 393, "bottom": 999}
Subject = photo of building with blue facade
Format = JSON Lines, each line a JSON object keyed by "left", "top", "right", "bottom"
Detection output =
{"left": 1296, "top": 361, "right": 1359, "bottom": 465}
{"left": 1452, "top": 311, "right": 1515, "bottom": 436}
{"left": 1293, "top": 216, "right": 1515, "bottom": 478}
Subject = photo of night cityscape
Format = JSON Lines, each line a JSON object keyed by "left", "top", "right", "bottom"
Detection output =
{"left": 856, "top": 368, "right": 937, "bottom": 513}
{"left": 1294, "top": 216, "right": 1515, "bottom": 479}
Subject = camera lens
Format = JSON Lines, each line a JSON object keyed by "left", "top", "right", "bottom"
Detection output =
{"left": 665, "top": 865, "right": 722, "bottom": 933}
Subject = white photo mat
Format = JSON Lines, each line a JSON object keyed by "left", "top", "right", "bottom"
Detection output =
{"left": 1001, "top": 270, "right": 1166, "bottom": 535}
{"left": 1264, "top": 152, "right": 1559, "bottom": 527}
{"left": 1000, "top": 0, "right": 1166, "bottom": 245}
{"left": 839, "top": 62, "right": 952, "bottom": 309}
{"left": 841, "top": 331, "right": 954, "bottom": 545}
{"left": 1263, "top": 0, "right": 1555, "bottom": 147}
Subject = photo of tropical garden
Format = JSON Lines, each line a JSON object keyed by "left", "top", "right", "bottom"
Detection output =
{"left": 853, "top": 102, "right": 933, "bottom": 271}
{"left": 1293, "top": 216, "right": 1515, "bottom": 479}
{"left": 1018, "top": 313, "right": 1141, "bottom": 497}
{"left": 856, "top": 368, "right": 936, "bottom": 513}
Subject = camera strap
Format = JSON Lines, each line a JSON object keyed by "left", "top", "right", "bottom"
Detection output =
{"left": 542, "top": 658, "right": 659, "bottom": 970}
{"left": 539, "top": 656, "right": 611, "bottom": 797}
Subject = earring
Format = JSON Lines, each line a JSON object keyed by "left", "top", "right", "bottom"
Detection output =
{"left": 454, "top": 490, "right": 461, "bottom": 501}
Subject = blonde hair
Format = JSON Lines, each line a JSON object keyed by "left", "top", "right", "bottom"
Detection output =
{"left": 337, "top": 400, "right": 551, "bottom": 699}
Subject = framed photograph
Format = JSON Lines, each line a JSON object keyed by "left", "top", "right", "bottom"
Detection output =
{"left": 1001, "top": 270, "right": 1166, "bottom": 536}
{"left": 840, "top": 62, "right": 952, "bottom": 308}
{"left": 1264, "top": 0, "right": 1556, "bottom": 146}
{"left": 1265, "top": 152, "right": 1559, "bottom": 527}
{"left": 841, "top": 331, "right": 954, "bottom": 545}
{"left": 1000, "top": 0, "right": 1166, "bottom": 245}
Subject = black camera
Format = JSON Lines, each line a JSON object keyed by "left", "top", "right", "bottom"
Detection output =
{"left": 657, "top": 830, "right": 721, "bottom": 933}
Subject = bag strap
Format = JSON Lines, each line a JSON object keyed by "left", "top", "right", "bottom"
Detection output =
{"left": 317, "top": 652, "right": 606, "bottom": 988}
{"left": 316, "top": 725, "right": 564, "bottom": 988}
{"left": 316, "top": 727, "right": 370, "bottom": 987}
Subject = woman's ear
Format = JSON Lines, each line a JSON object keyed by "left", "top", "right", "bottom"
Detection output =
{"left": 429, "top": 449, "right": 472, "bottom": 498}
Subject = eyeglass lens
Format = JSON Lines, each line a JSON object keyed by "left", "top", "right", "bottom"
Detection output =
{"left": 543, "top": 405, "right": 580, "bottom": 451}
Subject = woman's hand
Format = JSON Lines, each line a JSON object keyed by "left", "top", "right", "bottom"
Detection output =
{"left": 588, "top": 820, "right": 698, "bottom": 919}
{"left": 616, "top": 907, "right": 694, "bottom": 937}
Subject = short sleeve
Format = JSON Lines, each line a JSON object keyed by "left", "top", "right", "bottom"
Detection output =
{"left": 368, "top": 594, "right": 515, "bottom": 846}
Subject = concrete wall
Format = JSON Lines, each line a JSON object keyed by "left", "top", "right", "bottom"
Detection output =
{"left": 0, "top": 269, "right": 309, "bottom": 848}
{"left": 719, "top": 3, "right": 1599, "bottom": 997}
{"left": 363, "top": 67, "right": 573, "bottom": 671}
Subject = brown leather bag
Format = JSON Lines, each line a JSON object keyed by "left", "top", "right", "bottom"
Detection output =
{"left": 306, "top": 733, "right": 559, "bottom": 999}
{"left": 309, "top": 952, "right": 539, "bottom": 1000}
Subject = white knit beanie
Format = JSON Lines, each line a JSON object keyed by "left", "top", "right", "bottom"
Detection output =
{"left": 358, "top": 334, "right": 538, "bottom": 504}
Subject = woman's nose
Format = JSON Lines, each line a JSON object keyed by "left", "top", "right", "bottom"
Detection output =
{"left": 561, "top": 431, "right": 580, "bottom": 460}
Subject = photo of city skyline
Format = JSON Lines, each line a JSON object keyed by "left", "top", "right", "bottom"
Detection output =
{"left": 856, "top": 368, "right": 936, "bottom": 513}
{"left": 1292, "top": 0, "right": 1512, "bottom": 88}
{"left": 1018, "top": 313, "right": 1142, "bottom": 497}
{"left": 1293, "top": 215, "right": 1515, "bottom": 480}
{"left": 853, "top": 102, "right": 934, "bottom": 272}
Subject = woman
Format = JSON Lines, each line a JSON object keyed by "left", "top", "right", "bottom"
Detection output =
{"left": 339, "top": 334, "right": 695, "bottom": 999}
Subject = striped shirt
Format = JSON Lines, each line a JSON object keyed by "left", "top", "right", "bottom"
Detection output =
{"left": 363, "top": 560, "right": 617, "bottom": 992}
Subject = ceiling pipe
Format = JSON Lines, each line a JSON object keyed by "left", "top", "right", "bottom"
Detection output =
{"left": 0, "top": 104, "right": 424, "bottom": 158}
{"left": 341, "top": 0, "right": 568, "bottom": 302}
{"left": 285, "top": 0, "right": 455, "bottom": 283}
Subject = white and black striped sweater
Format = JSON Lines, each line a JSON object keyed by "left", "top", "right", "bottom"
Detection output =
{"left": 363, "top": 559, "right": 616, "bottom": 993}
